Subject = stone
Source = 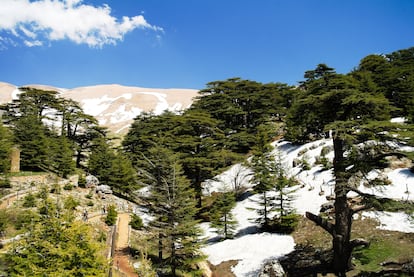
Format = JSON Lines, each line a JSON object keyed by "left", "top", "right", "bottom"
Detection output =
{"left": 85, "top": 174, "right": 99, "bottom": 188}
{"left": 258, "top": 260, "right": 286, "bottom": 277}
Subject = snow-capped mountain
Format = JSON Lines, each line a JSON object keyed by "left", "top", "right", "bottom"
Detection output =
{"left": 0, "top": 82, "right": 199, "bottom": 134}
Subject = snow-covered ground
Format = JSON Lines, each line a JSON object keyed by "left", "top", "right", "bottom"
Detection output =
{"left": 202, "top": 138, "right": 414, "bottom": 276}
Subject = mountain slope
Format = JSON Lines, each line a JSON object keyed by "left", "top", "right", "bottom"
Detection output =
{"left": 200, "top": 138, "right": 414, "bottom": 276}
{"left": 0, "top": 82, "right": 199, "bottom": 134}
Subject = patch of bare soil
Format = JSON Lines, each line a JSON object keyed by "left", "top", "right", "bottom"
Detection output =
{"left": 209, "top": 260, "right": 238, "bottom": 277}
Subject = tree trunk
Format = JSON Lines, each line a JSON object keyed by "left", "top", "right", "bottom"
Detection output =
{"left": 224, "top": 213, "right": 228, "bottom": 238}
{"left": 305, "top": 137, "right": 355, "bottom": 276}
{"left": 332, "top": 137, "right": 353, "bottom": 275}
{"left": 171, "top": 239, "right": 176, "bottom": 277}
{"left": 158, "top": 233, "right": 163, "bottom": 261}
{"left": 264, "top": 191, "right": 268, "bottom": 228}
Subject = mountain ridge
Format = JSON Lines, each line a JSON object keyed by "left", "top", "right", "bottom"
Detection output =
{"left": 0, "top": 81, "right": 199, "bottom": 134}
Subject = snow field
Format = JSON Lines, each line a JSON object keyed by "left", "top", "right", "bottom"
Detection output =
{"left": 202, "top": 138, "right": 414, "bottom": 276}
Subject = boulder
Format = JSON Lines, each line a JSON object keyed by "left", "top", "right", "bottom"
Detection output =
{"left": 85, "top": 175, "right": 99, "bottom": 188}
{"left": 258, "top": 260, "right": 286, "bottom": 277}
{"left": 96, "top": 184, "right": 112, "bottom": 194}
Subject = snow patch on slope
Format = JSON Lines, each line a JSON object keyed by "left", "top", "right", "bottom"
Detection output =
{"left": 362, "top": 211, "right": 414, "bottom": 233}
{"left": 203, "top": 138, "right": 414, "bottom": 276}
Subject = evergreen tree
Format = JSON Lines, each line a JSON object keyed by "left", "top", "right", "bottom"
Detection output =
{"left": 144, "top": 146, "right": 205, "bottom": 276}
{"left": 105, "top": 204, "right": 118, "bottom": 226}
{"left": 0, "top": 121, "right": 13, "bottom": 173}
{"left": 191, "top": 78, "right": 295, "bottom": 153}
{"left": 286, "top": 63, "right": 413, "bottom": 275}
{"left": 271, "top": 154, "right": 298, "bottom": 233}
{"left": 12, "top": 115, "right": 50, "bottom": 171}
{"left": 170, "top": 110, "right": 227, "bottom": 208}
{"left": 47, "top": 135, "right": 76, "bottom": 177}
{"left": 88, "top": 137, "right": 138, "bottom": 194}
{"left": 210, "top": 192, "right": 237, "bottom": 239}
{"left": 249, "top": 125, "right": 277, "bottom": 229}
{"left": 6, "top": 196, "right": 108, "bottom": 276}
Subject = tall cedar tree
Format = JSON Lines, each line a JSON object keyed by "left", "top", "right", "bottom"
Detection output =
{"left": 123, "top": 111, "right": 238, "bottom": 208}
{"left": 88, "top": 137, "right": 138, "bottom": 194}
{"left": 191, "top": 78, "right": 295, "bottom": 153}
{"left": 354, "top": 47, "right": 414, "bottom": 121}
{"left": 286, "top": 63, "right": 413, "bottom": 275}
{"left": 170, "top": 110, "right": 229, "bottom": 208}
{"left": 0, "top": 87, "right": 106, "bottom": 171}
{"left": 249, "top": 125, "right": 277, "bottom": 229}
{"left": 144, "top": 146, "right": 205, "bottom": 276}
{"left": 272, "top": 151, "right": 298, "bottom": 232}
{"left": 0, "top": 121, "right": 13, "bottom": 173}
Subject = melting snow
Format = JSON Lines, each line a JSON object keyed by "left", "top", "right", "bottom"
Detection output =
{"left": 202, "top": 138, "right": 414, "bottom": 276}
{"left": 362, "top": 211, "right": 414, "bottom": 233}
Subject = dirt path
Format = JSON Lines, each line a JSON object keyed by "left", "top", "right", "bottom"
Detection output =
{"left": 114, "top": 213, "right": 137, "bottom": 277}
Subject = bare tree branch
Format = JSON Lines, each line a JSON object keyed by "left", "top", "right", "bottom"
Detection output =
{"left": 305, "top": 212, "right": 335, "bottom": 236}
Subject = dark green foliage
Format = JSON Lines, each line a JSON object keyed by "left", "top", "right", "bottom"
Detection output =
{"left": 269, "top": 213, "right": 300, "bottom": 234}
{"left": 22, "top": 193, "right": 36, "bottom": 207}
{"left": 144, "top": 146, "right": 205, "bottom": 276}
{"left": 124, "top": 110, "right": 235, "bottom": 208}
{"left": 129, "top": 213, "right": 144, "bottom": 230}
{"left": 63, "top": 183, "right": 73, "bottom": 190}
{"left": 191, "top": 78, "right": 295, "bottom": 153}
{"left": 88, "top": 137, "right": 138, "bottom": 194}
{"left": 0, "top": 210, "right": 7, "bottom": 234}
{"left": 14, "top": 209, "right": 40, "bottom": 230}
{"left": 286, "top": 54, "right": 414, "bottom": 275}
{"left": 362, "top": 196, "right": 414, "bottom": 214}
{"left": 0, "top": 177, "right": 11, "bottom": 189}
{"left": 12, "top": 115, "right": 50, "bottom": 171}
{"left": 210, "top": 192, "right": 237, "bottom": 239}
{"left": 5, "top": 201, "right": 108, "bottom": 276}
{"left": 63, "top": 196, "right": 79, "bottom": 211}
{"left": 249, "top": 127, "right": 277, "bottom": 228}
{"left": 0, "top": 121, "right": 13, "bottom": 173}
{"left": 105, "top": 204, "right": 118, "bottom": 226}
{"left": 0, "top": 87, "right": 105, "bottom": 174}
{"left": 249, "top": 126, "right": 298, "bottom": 231}
{"left": 47, "top": 136, "right": 76, "bottom": 178}
{"left": 354, "top": 47, "right": 414, "bottom": 120}
{"left": 78, "top": 174, "right": 86, "bottom": 188}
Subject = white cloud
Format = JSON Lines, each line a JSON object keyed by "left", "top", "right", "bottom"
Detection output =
{"left": 0, "top": 0, "right": 163, "bottom": 48}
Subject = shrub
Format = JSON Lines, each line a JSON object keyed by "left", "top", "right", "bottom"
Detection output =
{"left": 50, "top": 183, "right": 61, "bottom": 194}
{"left": 105, "top": 205, "right": 117, "bottom": 226}
{"left": 63, "top": 183, "right": 73, "bottom": 190}
{"left": 0, "top": 177, "right": 11, "bottom": 188}
{"left": 64, "top": 196, "right": 79, "bottom": 211}
{"left": 269, "top": 213, "right": 300, "bottom": 234}
{"left": 22, "top": 193, "right": 36, "bottom": 208}
{"left": 78, "top": 174, "right": 86, "bottom": 188}
{"left": 320, "top": 145, "right": 333, "bottom": 157}
{"left": 15, "top": 210, "right": 39, "bottom": 230}
{"left": 129, "top": 213, "right": 144, "bottom": 230}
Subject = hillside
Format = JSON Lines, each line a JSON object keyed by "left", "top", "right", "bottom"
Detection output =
{"left": 0, "top": 82, "right": 198, "bottom": 134}
{"left": 199, "top": 138, "right": 414, "bottom": 276}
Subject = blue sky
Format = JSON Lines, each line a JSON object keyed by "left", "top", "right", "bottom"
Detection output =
{"left": 1, "top": 0, "right": 414, "bottom": 90}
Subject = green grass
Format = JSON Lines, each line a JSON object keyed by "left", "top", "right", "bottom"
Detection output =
{"left": 293, "top": 216, "right": 414, "bottom": 275}
{"left": 353, "top": 239, "right": 401, "bottom": 272}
